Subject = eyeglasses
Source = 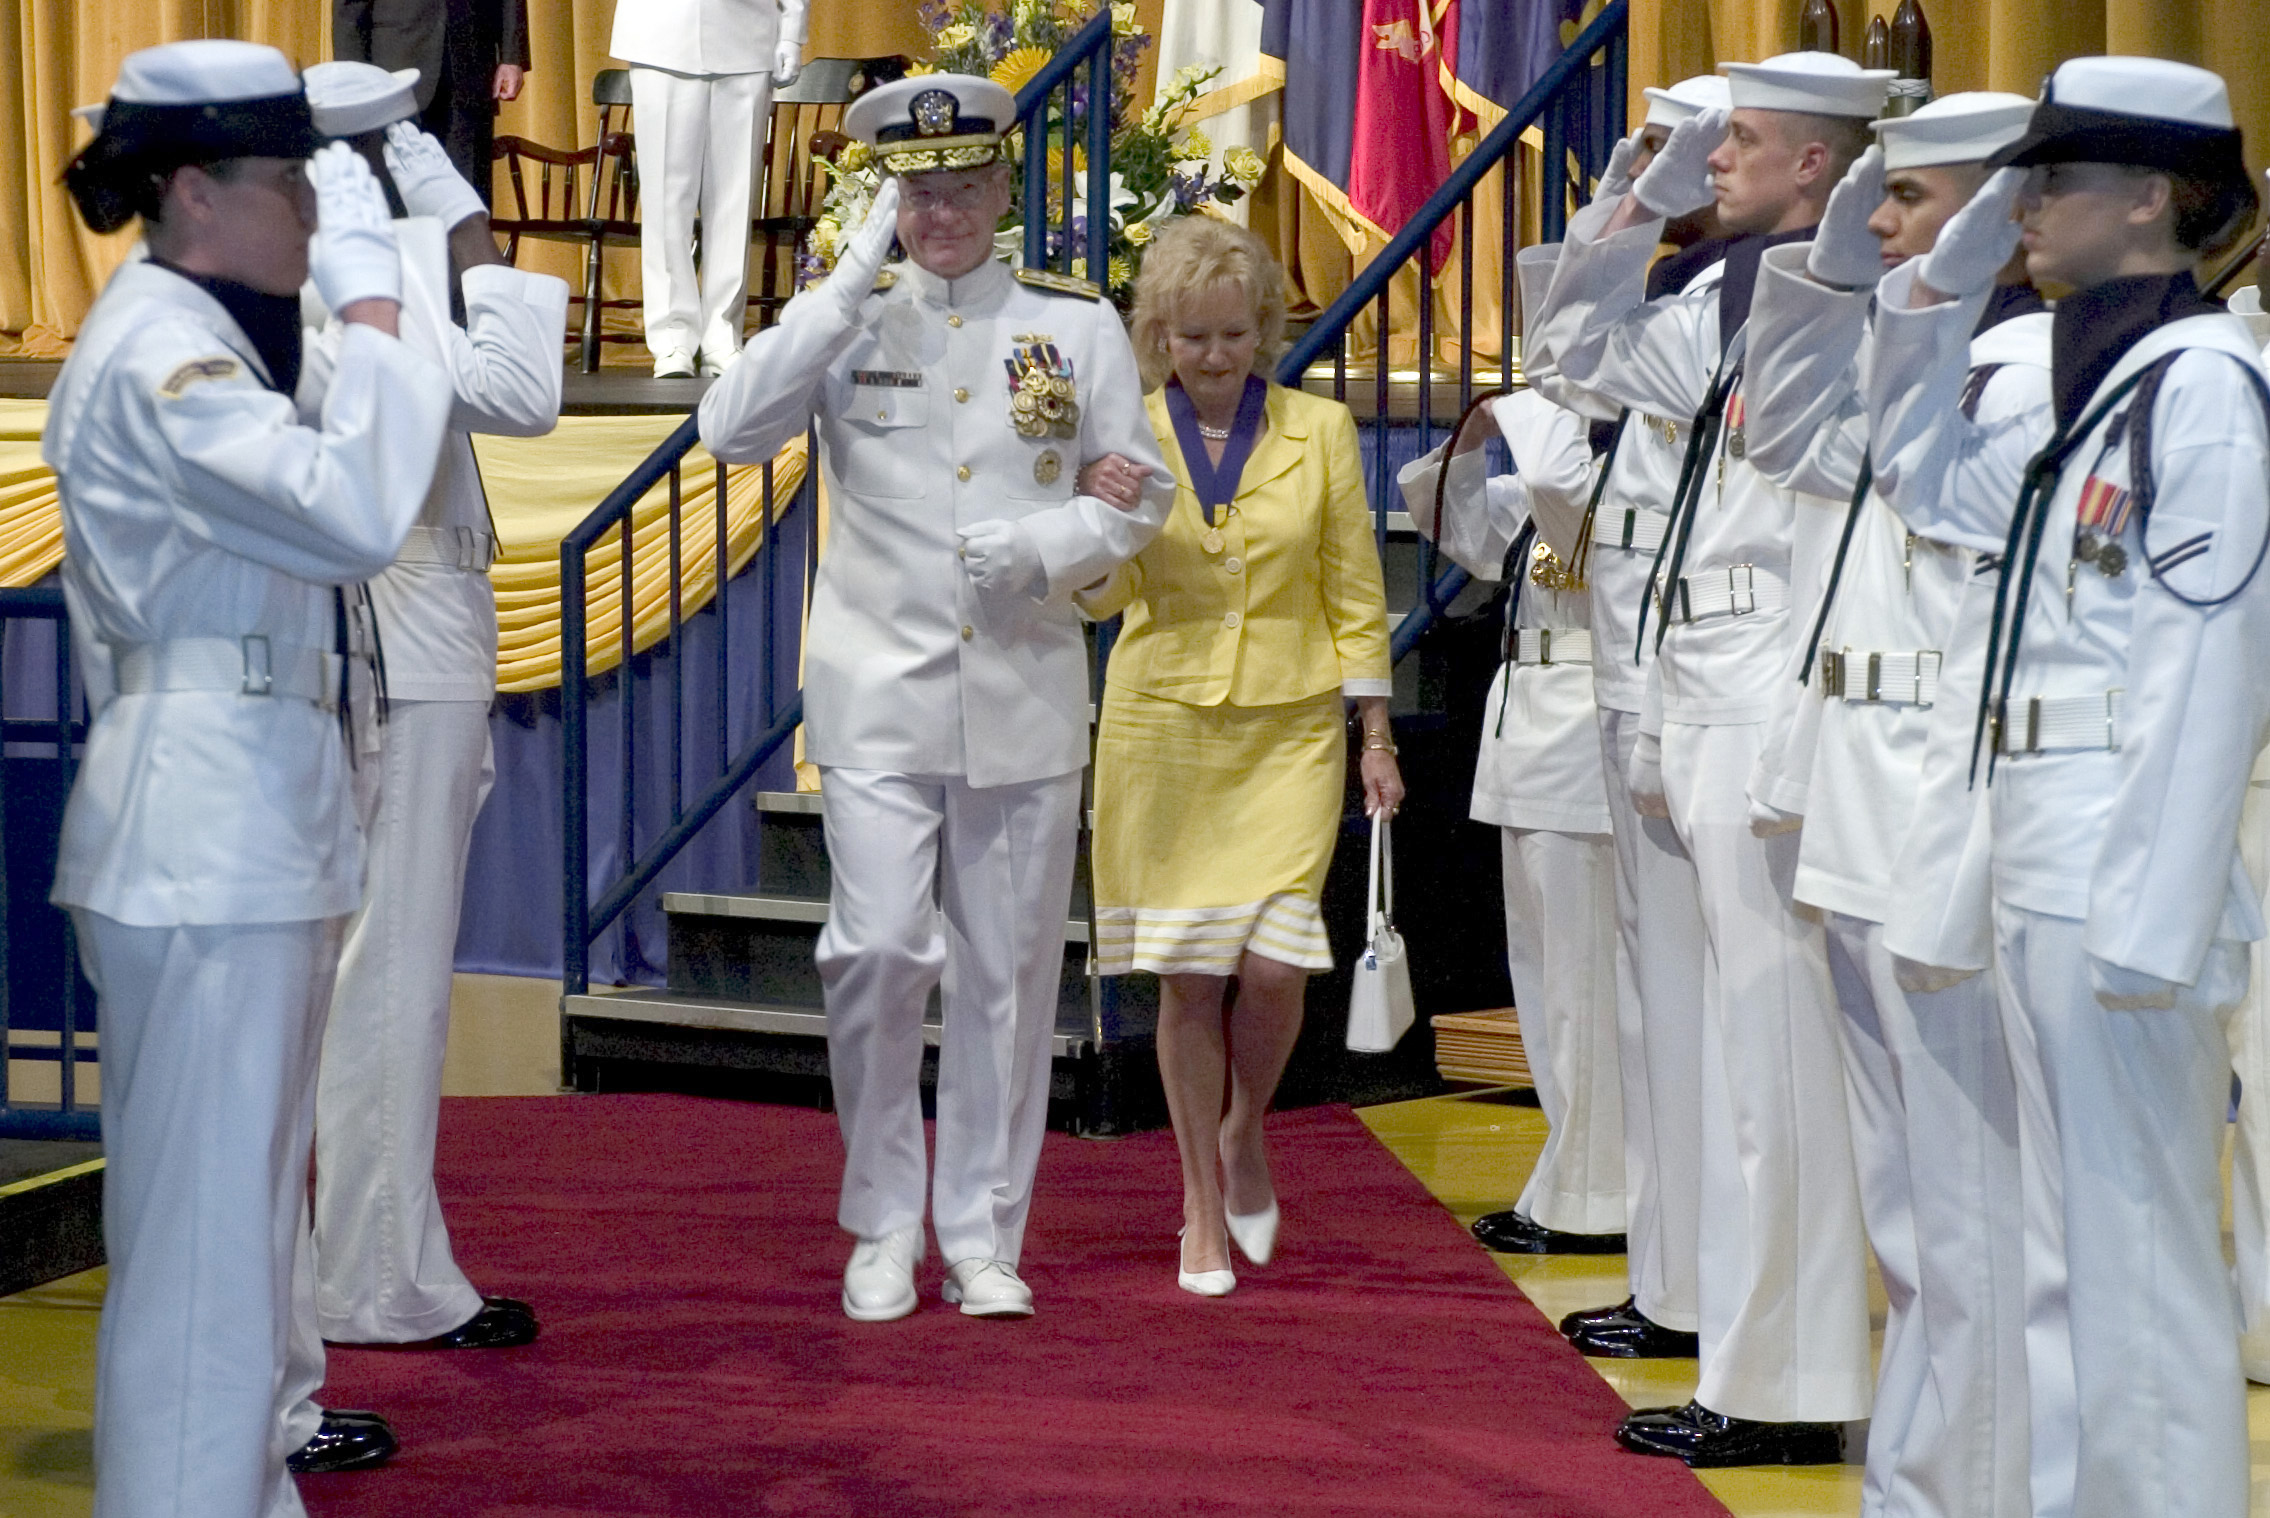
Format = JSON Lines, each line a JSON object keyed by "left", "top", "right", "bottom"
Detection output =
{"left": 902, "top": 182, "right": 994, "bottom": 213}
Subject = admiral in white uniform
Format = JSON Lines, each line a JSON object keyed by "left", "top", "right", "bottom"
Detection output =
{"left": 48, "top": 41, "right": 447, "bottom": 1516}
{"left": 288, "top": 62, "right": 566, "bottom": 1374}
{"left": 698, "top": 76, "right": 1171, "bottom": 1321}
{"left": 1534, "top": 53, "right": 1892, "bottom": 1465}
{"left": 1869, "top": 60, "right": 2270, "bottom": 1518}
{"left": 610, "top": 0, "right": 810, "bottom": 375}
{"left": 1399, "top": 389, "right": 1627, "bottom": 1253}
{"left": 1741, "top": 93, "right": 2043, "bottom": 1518}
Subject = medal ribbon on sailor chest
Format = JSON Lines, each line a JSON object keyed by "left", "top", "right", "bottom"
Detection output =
{"left": 1724, "top": 389, "right": 1746, "bottom": 461}
{"left": 2072, "top": 472, "right": 2134, "bottom": 578}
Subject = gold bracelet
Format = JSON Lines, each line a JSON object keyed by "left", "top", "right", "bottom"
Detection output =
{"left": 1363, "top": 735, "right": 1397, "bottom": 755}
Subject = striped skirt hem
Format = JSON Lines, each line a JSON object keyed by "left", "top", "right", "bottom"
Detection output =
{"left": 1093, "top": 892, "right": 1334, "bottom": 976}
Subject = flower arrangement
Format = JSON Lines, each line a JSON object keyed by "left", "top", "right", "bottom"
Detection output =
{"left": 801, "top": 1, "right": 1265, "bottom": 306}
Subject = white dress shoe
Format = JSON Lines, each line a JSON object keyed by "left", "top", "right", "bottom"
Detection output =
{"left": 842, "top": 1224, "right": 923, "bottom": 1321}
{"left": 941, "top": 1258, "right": 1034, "bottom": 1318}
{"left": 1226, "top": 1201, "right": 1280, "bottom": 1267}
{"left": 652, "top": 351, "right": 696, "bottom": 380}
{"left": 1177, "top": 1229, "right": 1236, "bottom": 1298}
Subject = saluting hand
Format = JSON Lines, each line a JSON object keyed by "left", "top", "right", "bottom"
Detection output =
{"left": 1806, "top": 144, "right": 1887, "bottom": 290}
{"left": 827, "top": 178, "right": 901, "bottom": 318}
{"left": 383, "top": 121, "right": 486, "bottom": 232}
{"left": 1914, "top": 166, "right": 2025, "bottom": 305}
{"left": 1632, "top": 106, "right": 1725, "bottom": 220}
{"left": 1075, "top": 453, "right": 1153, "bottom": 511}
{"left": 308, "top": 143, "right": 403, "bottom": 319}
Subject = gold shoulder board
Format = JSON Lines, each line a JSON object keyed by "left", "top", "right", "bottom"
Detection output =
{"left": 1013, "top": 268, "right": 1102, "bottom": 301}
{"left": 871, "top": 270, "right": 899, "bottom": 294}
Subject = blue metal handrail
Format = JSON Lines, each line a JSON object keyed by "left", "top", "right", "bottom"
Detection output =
{"left": 560, "top": 17, "right": 1122, "bottom": 999}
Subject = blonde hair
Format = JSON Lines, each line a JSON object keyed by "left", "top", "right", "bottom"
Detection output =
{"left": 1128, "top": 216, "right": 1288, "bottom": 391}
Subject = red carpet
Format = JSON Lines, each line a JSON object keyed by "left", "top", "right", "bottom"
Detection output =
{"left": 301, "top": 1096, "right": 1728, "bottom": 1517}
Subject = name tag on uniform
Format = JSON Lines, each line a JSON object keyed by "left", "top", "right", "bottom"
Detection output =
{"left": 852, "top": 370, "right": 924, "bottom": 388}
{"left": 849, "top": 371, "right": 928, "bottom": 429}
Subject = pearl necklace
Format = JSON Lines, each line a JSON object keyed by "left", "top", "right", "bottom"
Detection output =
{"left": 1196, "top": 422, "right": 1232, "bottom": 441}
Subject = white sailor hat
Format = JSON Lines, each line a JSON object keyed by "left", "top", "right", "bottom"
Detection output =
{"left": 1990, "top": 57, "right": 2246, "bottom": 184}
{"left": 1723, "top": 51, "right": 1895, "bottom": 120}
{"left": 844, "top": 74, "right": 1016, "bottom": 176}
{"left": 304, "top": 60, "right": 423, "bottom": 138}
{"left": 1872, "top": 91, "right": 2036, "bottom": 170}
{"left": 1643, "top": 75, "right": 1733, "bottom": 130}
{"left": 64, "top": 40, "right": 321, "bottom": 234}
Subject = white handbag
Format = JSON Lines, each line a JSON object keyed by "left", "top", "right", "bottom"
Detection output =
{"left": 1346, "top": 815, "right": 1416, "bottom": 1053}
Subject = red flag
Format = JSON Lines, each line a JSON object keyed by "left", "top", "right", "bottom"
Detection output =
{"left": 1349, "top": 0, "right": 1455, "bottom": 270}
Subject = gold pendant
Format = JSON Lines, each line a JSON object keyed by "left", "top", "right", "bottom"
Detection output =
{"left": 1200, "top": 527, "right": 1225, "bottom": 554}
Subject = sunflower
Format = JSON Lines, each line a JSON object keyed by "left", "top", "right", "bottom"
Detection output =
{"left": 991, "top": 46, "right": 1051, "bottom": 94}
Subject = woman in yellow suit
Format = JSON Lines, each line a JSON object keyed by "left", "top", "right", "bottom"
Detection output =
{"left": 1078, "top": 218, "right": 1401, "bottom": 1298}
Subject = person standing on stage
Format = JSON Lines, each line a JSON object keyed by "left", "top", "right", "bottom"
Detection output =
{"left": 1534, "top": 52, "right": 1892, "bottom": 1466}
{"left": 334, "top": 0, "right": 528, "bottom": 199}
{"left": 1741, "top": 91, "right": 2044, "bottom": 1518}
{"left": 50, "top": 39, "right": 447, "bottom": 1514}
{"left": 698, "top": 75, "right": 1171, "bottom": 1321}
{"left": 286, "top": 60, "right": 564, "bottom": 1390}
{"left": 1075, "top": 219, "right": 1397, "bottom": 1297}
{"left": 1513, "top": 75, "right": 1724, "bottom": 1362}
{"left": 1398, "top": 383, "right": 1624, "bottom": 1261}
{"left": 1869, "top": 59, "right": 2269, "bottom": 1517}
{"left": 611, "top": 0, "right": 810, "bottom": 377}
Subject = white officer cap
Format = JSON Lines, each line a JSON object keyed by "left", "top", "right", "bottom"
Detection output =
{"left": 1872, "top": 91, "right": 2036, "bottom": 170}
{"left": 844, "top": 74, "right": 1017, "bottom": 176}
{"left": 1990, "top": 56, "right": 2246, "bottom": 185}
{"left": 304, "top": 60, "right": 423, "bottom": 138}
{"left": 1643, "top": 75, "right": 1733, "bottom": 130}
{"left": 1723, "top": 51, "right": 1895, "bottom": 119}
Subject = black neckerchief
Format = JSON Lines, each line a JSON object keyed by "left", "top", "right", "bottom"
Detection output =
{"left": 1164, "top": 373, "right": 1268, "bottom": 527}
{"left": 1976, "top": 279, "right": 2048, "bottom": 336}
{"left": 151, "top": 258, "right": 304, "bottom": 397}
{"left": 1715, "top": 226, "right": 1815, "bottom": 355}
{"left": 1649, "top": 235, "right": 1735, "bottom": 300}
{"left": 2050, "top": 270, "right": 2220, "bottom": 435}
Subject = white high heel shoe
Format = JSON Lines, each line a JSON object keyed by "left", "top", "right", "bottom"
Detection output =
{"left": 1226, "top": 1201, "right": 1280, "bottom": 1267}
{"left": 1176, "top": 1228, "right": 1236, "bottom": 1298}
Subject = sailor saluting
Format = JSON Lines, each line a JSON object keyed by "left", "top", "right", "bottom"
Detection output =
{"left": 698, "top": 74, "right": 1171, "bottom": 1322}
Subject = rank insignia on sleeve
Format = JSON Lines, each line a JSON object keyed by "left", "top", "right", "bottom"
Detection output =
{"left": 1004, "top": 341, "right": 1080, "bottom": 439}
{"left": 157, "top": 356, "right": 241, "bottom": 398}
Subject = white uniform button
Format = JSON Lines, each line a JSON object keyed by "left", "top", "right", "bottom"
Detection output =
{"left": 955, "top": 387, "right": 970, "bottom": 403}
{"left": 947, "top": 314, "right": 964, "bottom": 328}
{"left": 1223, "top": 611, "right": 1241, "bottom": 630}
{"left": 961, "top": 625, "right": 974, "bottom": 641}
{"left": 957, "top": 465, "right": 972, "bottom": 481}
{"left": 1225, "top": 556, "right": 1243, "bottom": 574}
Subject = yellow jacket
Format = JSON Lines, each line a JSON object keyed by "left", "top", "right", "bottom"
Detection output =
{"left": 1082, "top": 382, "right": 1392, "bottom": 707}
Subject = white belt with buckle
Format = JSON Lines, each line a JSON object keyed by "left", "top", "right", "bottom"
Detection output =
{"left": 1818, "top": 648, "right": 1941, "bottom": 707}
{"left": 114, "top": 636, "right": 341, "bottom": 709}
{"left": 1660, "top": 564, "right": 1788, "bottom": 625}
{"left": 1591, "top": 506, "right": 1671, "bottom": 555}
{"left": 395, "top": 525, "right": 498, "bottom": 572}
{"left": 1511, "top": 628, "right": 1592, "bottom": 666}
{"left": 1993, "top": 689, "right": 2124, "bottom": 755}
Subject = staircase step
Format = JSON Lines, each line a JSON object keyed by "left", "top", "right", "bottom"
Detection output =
{"left": 661, "top": 891, "right": 1091, "bottom": 944}
{"left": 564, "top": 988, "right": 1093, "bottom": 1059}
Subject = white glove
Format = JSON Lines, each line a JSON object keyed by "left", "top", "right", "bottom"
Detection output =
{"left": 307, "top": 142, "right": 402, "bottom": 312}
{"left": 2089, "top": 955, "right": 2178, "bottom": 1012}
{"left": 1893, "top": 955, "right": 1980, "bottom": 995}
{"left": 1632, "top": 106, "right": 1726, "bottom": 220}
{"left": 1916, "top": 166, "right": 2025, "bottom": 300}
{"left": 1747, "top": 797, "right": 1803, "bottom": 837}
{"left": 1628, "top": 730, "right": 1669, "bottom": 819}
{"left": 958, "top": 520, "right": 1043, "bottom": 597}
{"left": 1596, "top": 134, "right": 1640, "bottom": 203}
{"left": 382, "top": 121, "right": 487, "bottom": 231}
{"left": 773, "top": 38, "right": 803, "bottom": 88}
{"left": 1806, "top": 145, "right": 1887, "bottom": 289}
{"left": 826, "top": 177, "right": 900, "bottom": 319}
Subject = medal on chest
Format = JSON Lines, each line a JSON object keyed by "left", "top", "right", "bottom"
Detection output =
{"left": 2072, "top": 474, "right": 2133, "bottom": 578}
{"left": 1530, "top": 538, "right": 1584, "bottom": 592}
{"left": 1199, "top": 509, "right": 1232, "bottom": 556}
{"left": 1005, "top": 337, "right": 1079, "bottom": 440}
{"left": 1724, "top": 391, "right": 1746, "bottom": 460}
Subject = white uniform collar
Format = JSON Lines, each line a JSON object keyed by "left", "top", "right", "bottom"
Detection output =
{"left": 899, "top": 255, "right": 1013, "bottom": 309}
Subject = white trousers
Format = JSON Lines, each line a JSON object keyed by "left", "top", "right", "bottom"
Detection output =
{"left": 310, "top": 699, "right": 496, "bottom": 1342}
{"left": 1992, "top": 903, "right": 2249, "bottom": 1518}
{"left": 816, "top": 766, "right": 1083, "bottom": 1267}
{"left": 1596, "top": 705, "right": 1706, "bottom": 1331}
{"left": 1823, "top": 912, "right": 2027, "bottom": 1518}
{"left": 2230, "top": 760, "right": 2270, "bottom": 1382}
{"left": 1661, "top": 719, "right": 1872, "bottom": 1422}
{"left": 629, "top": 66, "right": 771, "bottom": 364}
{"left": 1501, "top": 827, "right": 1627, "bottom": 1234}
{"left": 73, "top": 910, "right": 344, "bottom": 1518}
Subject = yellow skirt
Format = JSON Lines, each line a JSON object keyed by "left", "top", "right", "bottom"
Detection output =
{"left": 1091, "top": 685, "right": 1347, "bottom": 976}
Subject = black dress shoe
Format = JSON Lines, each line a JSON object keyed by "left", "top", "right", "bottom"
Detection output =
{"left": 422, "top": 1296, "right": 539, "bottom": 1349}
{"left": 1470, "top": 1209, "right": 1627, "bottom": 1255}
{"left": 1566, "top": 1301, "right": 1701, "bottom": 1359}
{"left": 287, "top": 1409, "right": 397, "bottom": 1474}
{"left": 1617, "top": 1401, "right": 1843, "bottom": 1467}
{"left": 1558, "top": 1296, "right": 1637, "bottom": 1336}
